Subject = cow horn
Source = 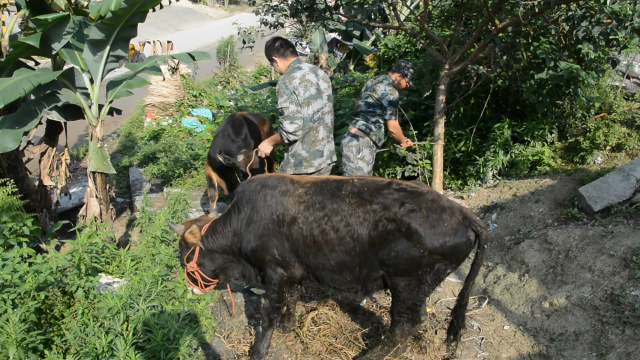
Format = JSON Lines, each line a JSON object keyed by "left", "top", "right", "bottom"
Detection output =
{"left": 217, "top": 154, "right": 234, "bottom": 165}
{"left": 169, "top": 223, "right": 186, "bottom": 236}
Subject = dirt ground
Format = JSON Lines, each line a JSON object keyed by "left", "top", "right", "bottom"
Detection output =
{"left": 204, "top": 169, "right": 640, "bottom": 360}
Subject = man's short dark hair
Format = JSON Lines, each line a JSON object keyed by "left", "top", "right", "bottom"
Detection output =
{"left": 265, "top": 36, "right": 299, "bottom": 63}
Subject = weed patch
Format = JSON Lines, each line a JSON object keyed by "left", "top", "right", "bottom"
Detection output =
{"left": 0, "top": 179, "right": 217, "bottom": 359}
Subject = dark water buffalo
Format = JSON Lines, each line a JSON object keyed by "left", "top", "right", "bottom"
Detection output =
{"left": 171, "top": 174, "right": 488, "bottom": 359}
{"left": 205, "top": 112, "right": 275, "bottom": 213}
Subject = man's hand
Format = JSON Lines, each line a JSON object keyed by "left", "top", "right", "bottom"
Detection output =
{"left": 401, "top": 137, "right": 414, "bottom": 149}
{"left": 387, "top": 119, "right": 413, "bottom": 149}
{"left": 257, "top": 133, "right": 283, "bottom": 157}
{"left": 257, "top": 141, "right": 274, "bottom": 158}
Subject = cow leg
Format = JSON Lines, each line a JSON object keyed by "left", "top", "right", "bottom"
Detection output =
{"left": 205, "top": 163, "right": 219, "bottom": 214}
{"left": 280, "top": 284, "right": 300, "bottom": 333}
{"left": 249, "top": 274, "right": 288, "bottom": 360}
{"left": 358, "top": 275, "right": 438, "bottom": 359}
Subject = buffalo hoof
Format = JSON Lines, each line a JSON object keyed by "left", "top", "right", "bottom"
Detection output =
{"left": 279, "top": 313, "right": 297, "bottom": 333}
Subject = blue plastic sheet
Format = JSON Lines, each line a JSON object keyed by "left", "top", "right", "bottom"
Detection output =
{"left": 189, "top": 107, "right": 214, "bottom": 121}
{"left": 181, "top": 117, "right": 205, "bottom": 133}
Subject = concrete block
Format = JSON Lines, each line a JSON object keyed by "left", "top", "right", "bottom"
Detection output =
{"left": 129, "top": 166, "right": 150, "bottom": 198}
{"left": 578, "top": 158, "right": 640, "bottom": 213}
{"left": 129, "top": 166, "right": 153, "bottom": 213}
{"left": 53, "top": 176, "right": 88, "bottom": 214}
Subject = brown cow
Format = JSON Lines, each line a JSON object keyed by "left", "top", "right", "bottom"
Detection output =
{"left": 205, "top": 112, "right": 275, "bottom": 214}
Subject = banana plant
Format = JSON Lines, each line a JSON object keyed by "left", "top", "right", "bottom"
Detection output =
{"left": 0, "top": 0, "right": 210, "bottom": 224}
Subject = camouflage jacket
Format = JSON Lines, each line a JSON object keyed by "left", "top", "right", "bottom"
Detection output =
{"left": 276, "top": 58, "right": 336, "bottom": 174}
{"left": 350, "top": 74, "right": 399, "bottom": 147}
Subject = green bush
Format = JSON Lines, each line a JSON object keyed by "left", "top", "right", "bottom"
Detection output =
{"left": 1, "top": 178, "right": 217, "bottom": 359}
{"left": 216, "top": 36, "right": 239, "bottom": 68}
{"left": 118, "top": 66, "right": 280, "bottom": 188}
{"left": 0, "top": 178, "right": 42, "bottom": 249}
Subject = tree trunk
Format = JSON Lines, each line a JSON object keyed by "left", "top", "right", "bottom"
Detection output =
{"left": 33, "top": 119, "right": 65, "bottom": 233}
{"left": 86, "top": 170, "right": 114, "bottom": 223}
{"left": 79, "top": 123, "right": 115, "bottom": 226}
{"left": 0, "top": 119, "right": 66, "bottom": 239}
{"left": 0, "top": 147, "right": 36, "bottom": 208}
{"left": 431, "top": 68, "right": 451, "bottom": 193}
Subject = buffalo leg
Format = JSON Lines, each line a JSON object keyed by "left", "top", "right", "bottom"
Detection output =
{"left": 280, "top": 284, "right": 300, "bottom": 333}
{"left": 249, "top": 273, "right": 288, "bottom": 360}
{"left": 358, "top": 274, "right": 443, "bottom": 359}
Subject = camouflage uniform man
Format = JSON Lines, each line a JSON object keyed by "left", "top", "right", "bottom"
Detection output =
{"left": 257, "top": 36, "right": 336, "bottom": 175}
{"left": 341, "top": 59, "right": 416, "bottom": 176}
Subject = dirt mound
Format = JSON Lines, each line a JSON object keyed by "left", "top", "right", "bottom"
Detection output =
{"left": 204, "top": 172, "right": 640, "bottom": 359}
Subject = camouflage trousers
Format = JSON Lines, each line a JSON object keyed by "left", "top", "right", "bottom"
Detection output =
{"left": 305, "top": 163, "right": 333, "bottom": 175}
{"left": 341, "top": 132, "right": 377, "bottom": 176}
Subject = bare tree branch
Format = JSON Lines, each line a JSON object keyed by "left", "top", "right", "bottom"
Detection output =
{"left": 449, "top": 1, "right": 469, "bottom": 58}
{"left": 450, "top": 0, "right": 506, "bottom": 64}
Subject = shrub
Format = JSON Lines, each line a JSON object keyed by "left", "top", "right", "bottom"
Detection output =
{"left": 1, "top": 176, "right": 217, "bottom": 359}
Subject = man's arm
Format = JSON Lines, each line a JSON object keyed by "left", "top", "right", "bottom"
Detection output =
{"left": 387, "top": 119, "right": 413, "bottom": 149}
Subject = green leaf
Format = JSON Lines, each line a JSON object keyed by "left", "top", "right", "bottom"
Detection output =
{"left": 83, "top": 0, "right": 162, "bottom": 83}
{"left": 105, "top": 58, "right": 162, "bottom": 103}
{"left": 57, "top": 18, "right": 91, "bottom": 71}
{"left": 105, "top": 52, "right": 210, "bottom": 103}
{"left": 88, "top": 141, "right": 117, "bottom": 174}
{"left": 352, "top": 38, "right": 375, "bottom": 56}
{"left": 309, "top": 26, "right": 329, "bottom": 55}
{"left": 29, "top": 13, "right": 75, "bottom": 54}
{"left": 106, "top": 75, "right": 151, "bottom": 102}
{"left": 164, "top": 51, "right": 212, "bottom": 64}
{"left": 0, "top": 68, "right": 63, "bottom": 108}
{"left": 0, "top": 91, "right": 65, "bottom": 153}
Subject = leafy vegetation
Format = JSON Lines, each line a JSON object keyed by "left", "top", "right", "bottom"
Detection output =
{"left": 0, "top": 179, "right": 216, "bottom": 359}
{"left": 117, "top": 68, "right": 279, "bottom": 187}
{"left": 250, "top": 0, "right": 640, "bottom": 192}
{"left": 1, "top": 0, "right": 210, "bottom": 224}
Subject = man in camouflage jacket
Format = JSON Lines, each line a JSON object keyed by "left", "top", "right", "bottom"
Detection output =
{"left": 341, "top": 59, "right": 416, "bottom": 176}
{"left": 257, "top": 36, "right": 336, "bottom": 175}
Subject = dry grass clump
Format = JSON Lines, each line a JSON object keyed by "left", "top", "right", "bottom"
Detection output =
{"left": 144, "top": 62, "right": 192, "bottom": 118}
{"left": 209, "top": 280, "right": 488, "bottom": 359}
{"left": 215, "top": 322, "right": 254, "bottom": 357}
{"left": 295, "top": 302, "right": 368, "bottom": 359}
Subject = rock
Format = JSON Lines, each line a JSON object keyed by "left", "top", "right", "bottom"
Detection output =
{"left": 53, "top": 176, "right": 88, "bottom": 214}
{"left": 542, "top": 296, "right": 568, "bottom": 309}
{"left": 578, "top": 158, "right": 640, "bottom": 213}
{"left": 94, "top": 273, "right": 127, "bottom": 294}
{"left": 129, "top": 166, "right": 152, "bottom": 213}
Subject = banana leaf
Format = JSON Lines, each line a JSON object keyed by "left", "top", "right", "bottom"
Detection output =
{"left": 0, "top": 68, "right": 62, "bottom": 108}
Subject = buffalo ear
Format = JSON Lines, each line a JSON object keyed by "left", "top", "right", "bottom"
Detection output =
{"left": 183, "top": 224, "right": 203, "bottom": 247}
{"left": 169, "top": 223, "right": 185, "bottom": 236}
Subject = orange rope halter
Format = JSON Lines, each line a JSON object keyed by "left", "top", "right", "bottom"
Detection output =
{"left": 245, "top": 148, "right": 270, "bottom": 180}
{"left": 184, "top": 218, "right": 236, "bottom": 316}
